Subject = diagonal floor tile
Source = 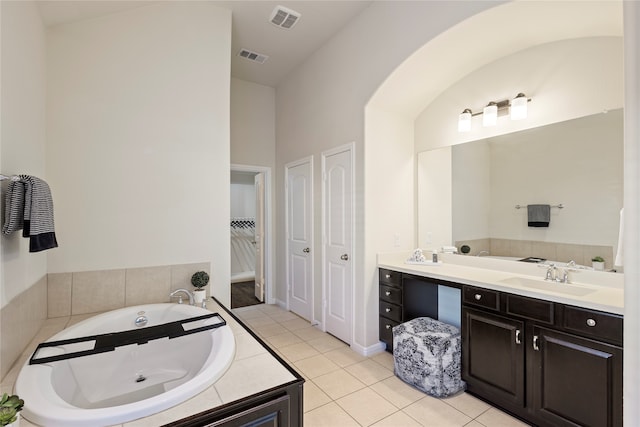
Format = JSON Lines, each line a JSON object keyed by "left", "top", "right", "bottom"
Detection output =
{"left": 312, "top": 369, "right": 366, "bottom": 400}
{"left": 336, "top": 387, "right": 397, "bottom": 426}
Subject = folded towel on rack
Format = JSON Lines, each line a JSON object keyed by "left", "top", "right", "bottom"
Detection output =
{"left": 527, "top": 204, "right": 550, "bottom": 227}
{"left": 2, "top": 180, "right": 26, "bottom": 235}
{"left": 21, "top": 175, "right": 58, "bottom": 252}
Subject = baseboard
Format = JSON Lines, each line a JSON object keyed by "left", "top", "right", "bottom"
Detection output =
{"left": 274, "top": 298, "right": 287, "bottom": 309}
{"left": 350, "top": 340, "right": 386, "bottom": 357}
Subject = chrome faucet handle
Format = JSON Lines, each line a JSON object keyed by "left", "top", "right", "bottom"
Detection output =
{"left": 544, "top": 264, "right": 556, "bottom": 281}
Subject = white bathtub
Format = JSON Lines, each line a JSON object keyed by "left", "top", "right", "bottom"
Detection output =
{"left": 15, "top": 303, "right": 235, "bottom": 427}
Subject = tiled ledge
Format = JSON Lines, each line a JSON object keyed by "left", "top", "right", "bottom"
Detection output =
{"left": 48, "top": 262, "right": 210, "bottom": 317}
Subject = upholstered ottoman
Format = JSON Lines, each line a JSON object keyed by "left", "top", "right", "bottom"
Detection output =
{"left": 392, "top": 317, "right": 465, "bottom": 397}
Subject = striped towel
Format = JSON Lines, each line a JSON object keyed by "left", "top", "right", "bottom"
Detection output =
{"left": 2, "top": 180, "right": 25, "bottom": 235}
{"left": 2, "top": 175, "right": 58, "bottom": 252}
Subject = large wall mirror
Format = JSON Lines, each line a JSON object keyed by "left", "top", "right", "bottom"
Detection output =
{"left": 418, "top": 109, "right": 623, "bottom": 270}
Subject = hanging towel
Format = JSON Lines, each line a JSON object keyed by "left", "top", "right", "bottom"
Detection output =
{"left": 2, "top": 180, "right": 26, "bottom": 235}
{"left": 527, "top": 204, "right": 550, "bottom": 227}
{"left": 20, "top": 175, "right": 58, "bottom": 252}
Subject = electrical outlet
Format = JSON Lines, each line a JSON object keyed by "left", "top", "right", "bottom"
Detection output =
{"left": 394, "top": 233, "right": 400, "bottom": 247}
{"left": 426, "top": 232, "right": 433, "bottom": 245}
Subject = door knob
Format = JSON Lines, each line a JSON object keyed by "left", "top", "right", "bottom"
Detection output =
{"left": 341, "top": 254, "right": 349, "bottom": 261}
{"left": 303, "top": 247, "right": 310, "bottom": 253}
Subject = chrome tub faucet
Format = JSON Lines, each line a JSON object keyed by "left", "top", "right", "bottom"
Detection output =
{"left": 169, "top": 288, "right": 195, "bottom": 305}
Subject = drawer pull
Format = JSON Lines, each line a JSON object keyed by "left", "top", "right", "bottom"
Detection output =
{"left": 515, "top": 329, "right": 521, "bottom": 345}
{"left": 474, "top": 294, "right": 482, "bottom": 301}
{"left": 385, "top": 324, "right": 391, "bottom": 329}
{"left": 385, "top": 274, "right": 391, "bottom": 279}
{"left": 385, "top": 291, "right": 391, "bottom": 296}
{"left": 385, "top": 308, "right": 392, "bottom": 313}
{"left": 586, "top": 318, "right": 597, "bottom": 327}
{"left": 533, "top": 335, "right": 540, "bottom": 351}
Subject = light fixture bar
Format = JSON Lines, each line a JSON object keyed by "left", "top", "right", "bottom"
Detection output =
{"left": 457, "top": 93, "right": 531, "bottom": 132}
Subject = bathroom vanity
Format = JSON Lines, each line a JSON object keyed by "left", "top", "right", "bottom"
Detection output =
{"left": 378, "top": 252, "right": 623, "bottom": 427}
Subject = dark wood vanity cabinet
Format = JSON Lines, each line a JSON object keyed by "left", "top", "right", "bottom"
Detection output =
{"left": 462, "top": 285, "right": 623, "bottom": 427}
{"left": 379, "top": 269, "right": 403, "bottom": 350}
{"left": 378, "top": 269, "right": 441, "bottom": 351}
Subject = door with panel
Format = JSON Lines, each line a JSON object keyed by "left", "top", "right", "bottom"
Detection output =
{"left": 322, "top": 145, "right": 353, "bottom": 344}
{"left": 285, "top": 158, "right": 313, "bottom": 321}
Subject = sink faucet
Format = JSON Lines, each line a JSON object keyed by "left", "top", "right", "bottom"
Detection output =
{"left": 544, "top": 264, "right": 557, "bottom": 281}
{"left": 169, "top": 288, "right": 194, "bottom": 305}
{"left": 543, "top": 262, "right": 574, "bottom": 284}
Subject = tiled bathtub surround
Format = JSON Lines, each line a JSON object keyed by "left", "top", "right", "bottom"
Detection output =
{"left": 455, "top": 238, "right": 614, "bottom": 269}
{"left": 0, "top": 262, "right": 209, "bottom": 382}
{"left": 47, "top": 262, "right": 210, "bottom": 317}
{"left": 0, "top": 276, "right": 47, "bottom": 380}
{"left": 1, "top": 300, "right": 297, "bottom": 427}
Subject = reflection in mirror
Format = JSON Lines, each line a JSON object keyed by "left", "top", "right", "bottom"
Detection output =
{"left": 419, "top": 109, "right": 623, "bottom": 271}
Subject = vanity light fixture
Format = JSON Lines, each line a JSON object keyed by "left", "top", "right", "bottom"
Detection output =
{"left": 510, "top": 93, "right": 528, "bottom": 120}
{"left": 458, "top": 109, "right": 472, "bottom": 132}
{"left": 457, "top": 93, "right": 531, "bottom": 132}
{"left": 482, "top": 102, "right": 498, "bottom": 127}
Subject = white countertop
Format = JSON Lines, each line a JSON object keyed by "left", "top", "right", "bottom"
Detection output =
{"left": 378, "top": 251, "right": 624, "bottom": 315}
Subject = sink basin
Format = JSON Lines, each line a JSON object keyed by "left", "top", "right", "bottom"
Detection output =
{"left": 499, "top": 277, "right": 597, "bottom": 296}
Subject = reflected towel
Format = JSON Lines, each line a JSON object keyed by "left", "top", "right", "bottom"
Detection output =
{"left": 615, "top": 208, "right": 623, "bottom": 267}
{"left": 527, "top": 204, "right": 550, "bottom": 227}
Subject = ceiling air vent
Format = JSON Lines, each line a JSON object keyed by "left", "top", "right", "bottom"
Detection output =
{"left": 269, "top": 5, "right": 301, "bottom": 29}
{"left": 238, "top": 48, "right": 269, "bottom": 64}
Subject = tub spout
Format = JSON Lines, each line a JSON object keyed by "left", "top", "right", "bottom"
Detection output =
{"left": 169, "top": 289, "right": 194, "bottom": 305}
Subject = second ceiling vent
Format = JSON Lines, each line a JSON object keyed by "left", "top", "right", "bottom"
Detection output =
{"left": 269, "top": 5, "right": 301, "bottom": 29}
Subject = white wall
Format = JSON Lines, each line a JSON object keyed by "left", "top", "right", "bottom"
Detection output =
{"left": 230, "top": 173, "right": 256, "bottom": 219}
{"left": 452, "top": 140, "right": 491, "bottom": 242}
{"left": 417, "top": 146, "right": 453, "bottom": 250}
{"left": 276, "top": 1, "right": 496, "bottom": 350}
{"left": 45, "top": 3, "right": 232, "bottom": 304}
{"left": 487, "top": 111, "right": 623, "bottom": 245}
{"left": 0, "top": 1, "right": 48, "bottom": 308}
{"left": 231, "top": 78, "right": 275, "bottom": 169}
{"left": 415, "top": 37, "right": 623, "bottom": 152}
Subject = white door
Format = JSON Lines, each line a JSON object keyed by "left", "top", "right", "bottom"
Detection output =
{"left": 286, "top": 158, "right": 313, "bottom": 320}
{"left": 254, "top": 173, "right": 265, "bottom": 302}
{"left": 323, "top": 145, "right": 353, "bottom": 344}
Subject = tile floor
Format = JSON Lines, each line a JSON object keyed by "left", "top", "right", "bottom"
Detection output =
{"left": 232, "top": 303, "right": 529, "bottom": 427}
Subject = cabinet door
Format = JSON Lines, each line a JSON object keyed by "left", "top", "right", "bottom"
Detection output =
{"left": 532, "top": 326, "right": 622, "bottom": 427}
{"left": 462, "top": 308, "right": 525, "bottom": 408}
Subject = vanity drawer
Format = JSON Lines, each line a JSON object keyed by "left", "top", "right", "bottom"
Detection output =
{"left": 380, "top": 284, "right": 402, "bottom": 305}
{"left": 379, "top": 268, "right": 401, "bottom": 286}
{"left": 463, "top": 286, "right": 499, "bottom": 311}
{"left": 563, "top": 306, "right": 623, "bottom": 345}
{"left": 506, "top": 294, "right": 555, "bottom": 325}
{"left": 379, "top": 301, "right": 402, "bottom": 323}
{"left": 379, "top": 316, "right": 401, "bottom": 349}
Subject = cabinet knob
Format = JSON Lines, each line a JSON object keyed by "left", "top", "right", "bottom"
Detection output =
{"left": 586, "top": 318, "right": 597, "bottom": 327}
{"left": 474, "top": 294, "right": 482, "bottom": 301}
{"left": 385, "top": 274, "right": 391, "bottom": 279}
{"left": 385, "top": 291, "right": 391, "bottom": 296}
{"left": 385, "top": 308, "right": 391, "bottom": 313}
{"left": 385, "top": 324, "right": 391, "bottom": 329}
{"left": 515, "top": 329, "right": 521, "bottom": 345}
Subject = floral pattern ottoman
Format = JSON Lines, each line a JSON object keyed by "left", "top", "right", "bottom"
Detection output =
{"left": 392, "top": 317, "right": 465, "bottom": 397}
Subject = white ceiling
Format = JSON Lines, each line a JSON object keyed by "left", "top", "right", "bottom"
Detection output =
{"left": 37, "top": 0, "right": 372, "bottom": 88}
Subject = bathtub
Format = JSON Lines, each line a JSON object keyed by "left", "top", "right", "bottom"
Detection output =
{"left": 15, "top": 303, "right": 235, "bottom": 427}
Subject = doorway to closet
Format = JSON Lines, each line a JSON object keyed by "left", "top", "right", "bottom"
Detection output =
{"left": 230, "top": 165, "right": 272, "bottom": 309}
